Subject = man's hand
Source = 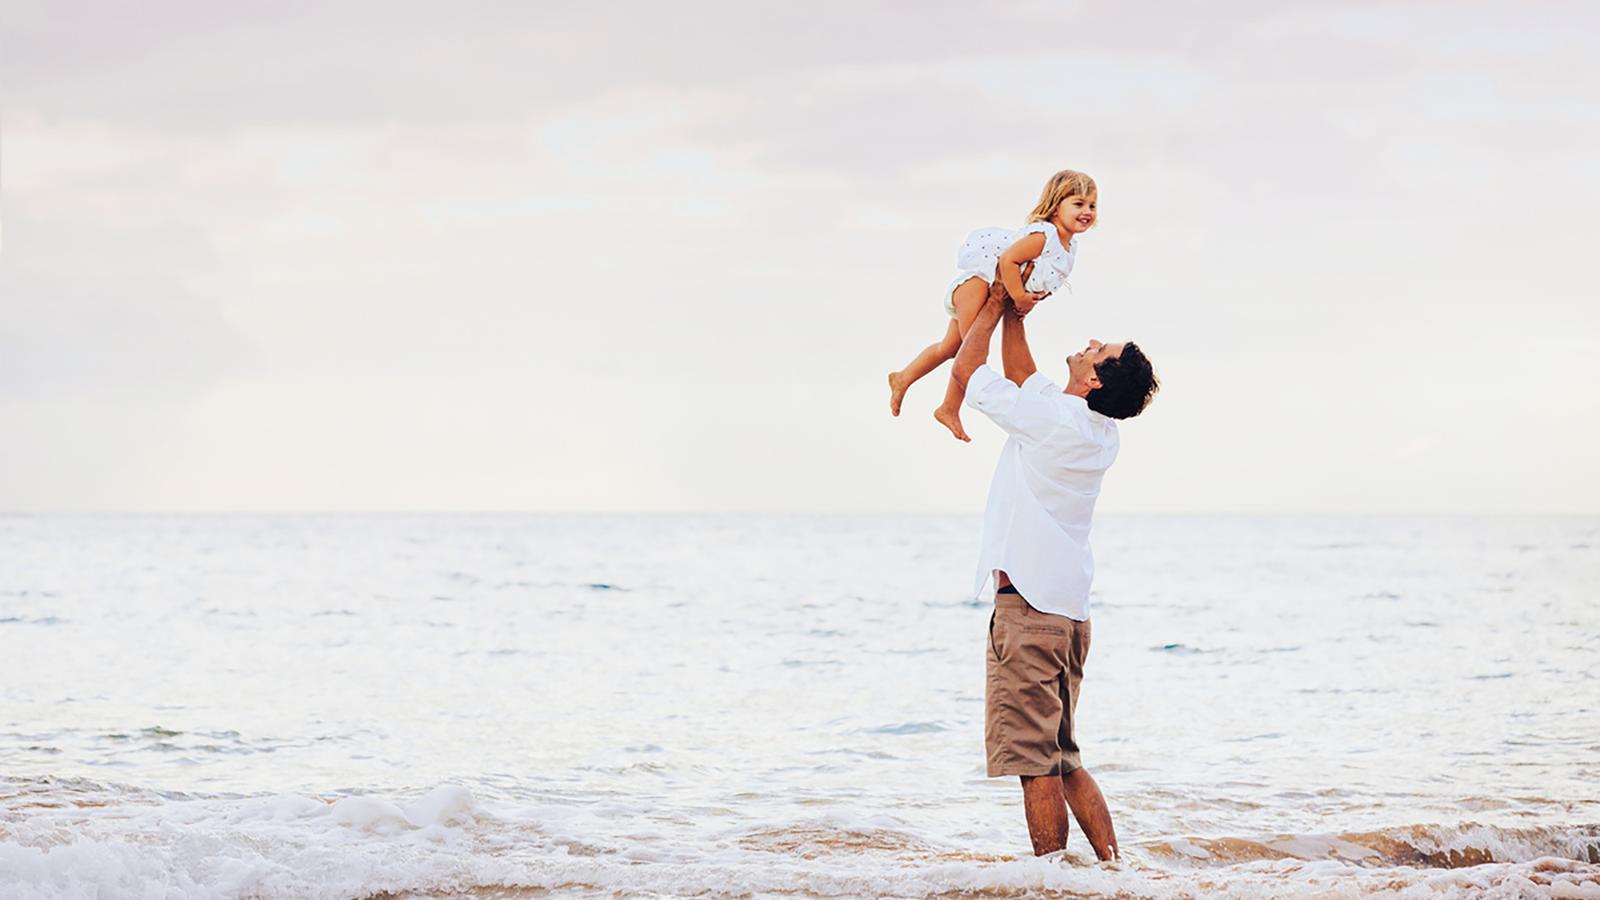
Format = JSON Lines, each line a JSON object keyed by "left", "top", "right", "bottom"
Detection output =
{"left": 988, "top": 276, "right": 1009, "bottom": 304}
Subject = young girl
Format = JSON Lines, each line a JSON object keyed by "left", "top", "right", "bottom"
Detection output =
{"left": 887, "top": 170, "right": 1098, "bottom": 442}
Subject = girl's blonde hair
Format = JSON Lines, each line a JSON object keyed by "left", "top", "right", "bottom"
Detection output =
{"left": 1026, "top": 169, "right": 1097, "bottom": 224}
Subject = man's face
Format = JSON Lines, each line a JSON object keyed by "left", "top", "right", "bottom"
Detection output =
{"left": 1067, "top": 339, "right": 1125, "bottom": 390}
{"left": 1056, "top": 192, "right": 1098, "bottom": 235}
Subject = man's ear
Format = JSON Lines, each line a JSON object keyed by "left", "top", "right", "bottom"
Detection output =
{"left": 1086, "top": 369, "right": 1102, "bottom": 390}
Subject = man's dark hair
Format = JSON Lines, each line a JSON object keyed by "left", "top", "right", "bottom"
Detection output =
{"left": 1087, "top": 342, "right": 1159, "bottom": 420}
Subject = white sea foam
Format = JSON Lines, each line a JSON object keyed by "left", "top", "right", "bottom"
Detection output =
{"left": 2, "top": 778, "right": 1597, "bottom": 899}
{"left": 327, "top": 785, "right": 475, "bottom": 833}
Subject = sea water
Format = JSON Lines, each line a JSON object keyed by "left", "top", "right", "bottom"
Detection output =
{"left": 0, "top": 514, "right": 1596, "bottom": 899}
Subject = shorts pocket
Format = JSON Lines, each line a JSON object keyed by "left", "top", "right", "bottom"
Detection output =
{"left": 985, "top": 605, "right": 1011, "bottom": 662}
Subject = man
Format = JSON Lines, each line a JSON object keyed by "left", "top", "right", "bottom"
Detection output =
{"left": 950, "top": 277, "right": 1159, "bottom": 859}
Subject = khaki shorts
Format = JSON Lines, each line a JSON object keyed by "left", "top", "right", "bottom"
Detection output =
{"left": 985, "top": 592, "right": 1092, "bottom": 777}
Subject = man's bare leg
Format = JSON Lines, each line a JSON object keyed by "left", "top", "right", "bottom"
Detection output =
{"left": 1019, "top": 775, "right": 1072, "bottom": 856}
{"left": 1061, "top": 768, "right": 1119, "bottom": 860}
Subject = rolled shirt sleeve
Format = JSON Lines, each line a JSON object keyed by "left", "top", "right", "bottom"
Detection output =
{"left": 964, "top": 365, "right": 1063, "bottom": 445}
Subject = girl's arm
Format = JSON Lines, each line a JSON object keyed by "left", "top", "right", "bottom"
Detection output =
{"left": 996, "top": 232, "right": 1049, "bottom": 309}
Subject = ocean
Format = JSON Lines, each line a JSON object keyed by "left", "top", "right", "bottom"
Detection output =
{"left": 1, "top": 513, "right": 1596, "bottom": 899}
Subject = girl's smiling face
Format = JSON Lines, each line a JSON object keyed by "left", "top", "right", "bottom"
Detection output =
{"left": 1055, "top": 192, "right": 1098, "bottom": 235}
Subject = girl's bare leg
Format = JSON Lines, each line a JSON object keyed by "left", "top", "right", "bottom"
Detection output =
{"left": 933, "top": 277, "right": 990, "bottom": 442}
{"left": 888, "top": 319, "right": 962, "bottom": 416}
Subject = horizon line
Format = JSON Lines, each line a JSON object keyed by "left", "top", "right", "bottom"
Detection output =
{"left": 1, "top": 509, "right": 1595, "bottom": 519}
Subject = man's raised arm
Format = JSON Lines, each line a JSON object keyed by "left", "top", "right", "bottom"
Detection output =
{"left": 950, "top": 290, "right": 1008, "bottom": 394}
{"left": 953, "top": 280, "right": 1059, "bottom": 446}
{"left": 1001, "top": 302, "right": 1039, "bottom": 387}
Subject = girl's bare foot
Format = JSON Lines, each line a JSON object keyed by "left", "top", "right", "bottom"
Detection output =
{"left": 888, "top": 371, "right": 910, "bottom": 416}
{"left": 934, "top": 406, "right": 970, "bottom": 442}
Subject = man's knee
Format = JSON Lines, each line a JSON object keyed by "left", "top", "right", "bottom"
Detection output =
{"left": 1020, "top": 773, "right": 1065, "bottom": 802}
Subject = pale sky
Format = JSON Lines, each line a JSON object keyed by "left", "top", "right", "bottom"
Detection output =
{"left": 3, "top": 0, "right": 1597, "bottom": 514}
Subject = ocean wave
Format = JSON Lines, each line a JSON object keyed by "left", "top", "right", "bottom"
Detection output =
{"left": 1146, "top": 821, "right": 1600, "bottom": 869}
{"left": 3, "top": 780, "right": 1598, "bottom": 900}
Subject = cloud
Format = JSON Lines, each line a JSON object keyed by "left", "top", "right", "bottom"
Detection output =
{"left": 0, "top": 213, "right": 258, "bottom": 396}
{"left": 0, "top": 208, "right": 263, "bottom": 508}
{"left": 1, "top": 0, "right": 1596, "bottom": 512}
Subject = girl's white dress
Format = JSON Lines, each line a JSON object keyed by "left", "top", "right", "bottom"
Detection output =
{"left": 943, "top": 221, "right": 1078, "bottom": 317}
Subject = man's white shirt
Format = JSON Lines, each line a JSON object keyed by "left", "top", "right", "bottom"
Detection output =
{"left": 965, "top": 364, "right": 1119, "bottom": 621}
